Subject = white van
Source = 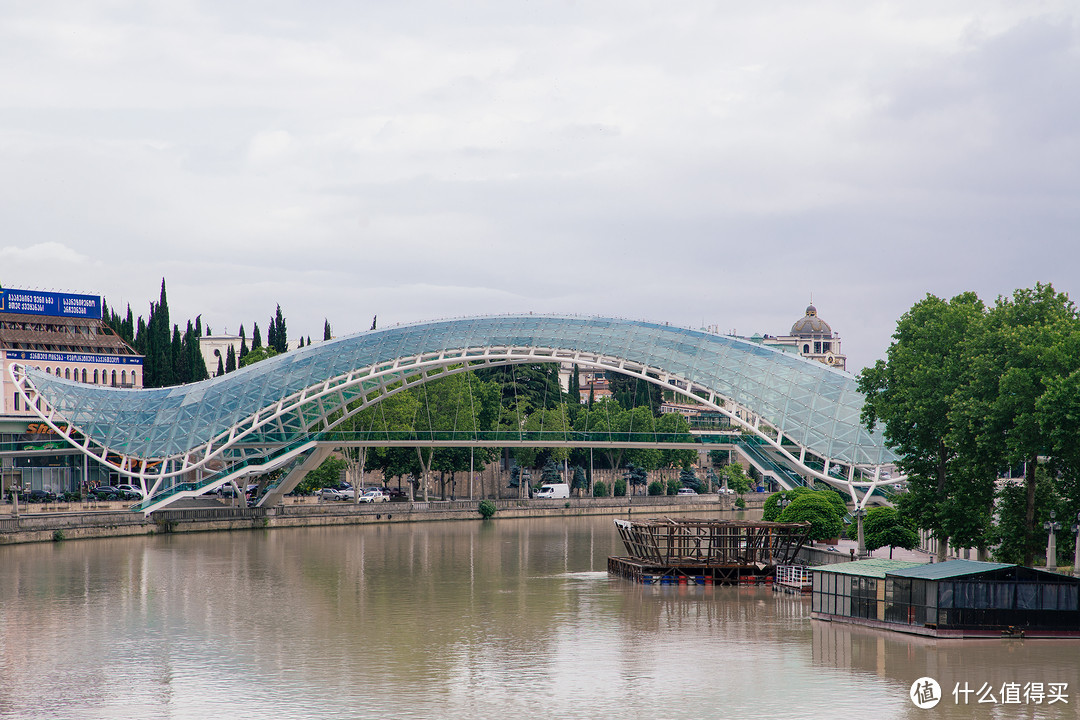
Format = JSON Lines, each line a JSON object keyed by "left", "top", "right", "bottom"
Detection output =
{"left": 534, "top": 483, "right": 570, "bottom": 499}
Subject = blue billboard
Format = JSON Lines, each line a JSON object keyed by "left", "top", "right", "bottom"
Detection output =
{"left": 0, "top": 288, "right": 102, "bottom": 319}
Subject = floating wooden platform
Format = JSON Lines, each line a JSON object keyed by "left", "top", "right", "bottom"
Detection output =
{"left": 610, "top": 518, "right": 810, "bottom": 585}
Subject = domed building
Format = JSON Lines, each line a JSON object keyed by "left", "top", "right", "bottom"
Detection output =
{"left": 758, "top": 303, "right": 847, "bottom": 371}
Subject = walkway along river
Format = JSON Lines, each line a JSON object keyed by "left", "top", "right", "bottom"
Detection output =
{"left": 0, "top": 494, "right": 757, "bottom": 545}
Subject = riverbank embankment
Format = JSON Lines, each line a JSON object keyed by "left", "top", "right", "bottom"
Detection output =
{"left": 0, "top": 493, "right": 767, "bottom": 545}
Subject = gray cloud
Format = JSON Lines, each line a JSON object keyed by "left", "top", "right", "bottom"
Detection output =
{"left": 1, "top": 2, "right": 1077, "bottom": 372}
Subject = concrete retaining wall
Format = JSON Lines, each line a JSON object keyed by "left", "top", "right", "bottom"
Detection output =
{"left": 0, "top": 495, "right": 750, "bottom": 545}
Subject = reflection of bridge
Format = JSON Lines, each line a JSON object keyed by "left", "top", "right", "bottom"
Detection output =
{"left": 8, "top": 315, "right": 898, "bottom": 513}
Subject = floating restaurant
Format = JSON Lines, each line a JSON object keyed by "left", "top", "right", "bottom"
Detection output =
{"left": 609, "top": 518, "right": 810, "bottom": 584}
{"left": 812, "top": 558, "right": 1080, "bottom": 638}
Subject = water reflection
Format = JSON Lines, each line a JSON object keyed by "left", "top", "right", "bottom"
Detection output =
{"left": 0, "top": 516, "right": 1077, "bottom": 719}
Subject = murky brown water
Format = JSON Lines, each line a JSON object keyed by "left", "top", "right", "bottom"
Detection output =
{"left": 0, "top": 515, "right": 1077, "bottom": 719}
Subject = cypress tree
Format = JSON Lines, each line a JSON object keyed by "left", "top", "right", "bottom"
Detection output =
{"left": 216, "top": 355, "right": 225, "bottom": 377}
{"left": 239, "top": 325, "right": 248, "bottom": 360}
{"left": 323, "top": 319, "right": 332, "bottom": 341}
{"left": 225, "top": 344, "right": 237, "bottom": 373}
{"left": 267, "top": 316, "right": 278, "bottom": 354}
{"left": 274, "top": 304, "right": 287, "bottom": 352}
{"left": 171, "top": 325, "right": 184, "bottom": 385}
{"left": 252, "top": 323, "right": 262, "bottom": 350}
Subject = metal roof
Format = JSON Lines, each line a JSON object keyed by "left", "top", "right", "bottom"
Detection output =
{"left": 816, "top": 559, "right": 927, "bottom": 579}
{"left": 885, "top": 559, "right": 1016, "bottom": 580}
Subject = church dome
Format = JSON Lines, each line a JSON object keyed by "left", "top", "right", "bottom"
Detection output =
{"left": 790, "top": 304, "right": 832, "bottom": 336}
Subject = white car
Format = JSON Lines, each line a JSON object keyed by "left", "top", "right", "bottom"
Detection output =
{"left": 358, "top": 490, "right": 389, "bottom": 503}
{"left": 677, "top": 488, "right": 697, "bottom": 496}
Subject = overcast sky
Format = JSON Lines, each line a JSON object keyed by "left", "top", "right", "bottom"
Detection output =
{"left": 2, "top": 1, "right": 1078, "bottom": 372}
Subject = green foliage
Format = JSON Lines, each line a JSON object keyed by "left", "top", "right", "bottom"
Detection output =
{"left": 541, "top": 458, "right": 561, "bottom": 484}
{"left": 720, "top": 463, "right": 752, "bottom": 495}
{"left": 593, "top": 481, "right": 609, "bottom": 497}
{"left": 613, "top": 479, "right": 627, "bottom": 497}
{"left": 862, "top": 507, "right": 919, "bottom": 555}
{"left": 734, "top": 497, "right": 746, "bottom": 509}
{"left": 762, "top": 487, "right": 814, "bottom": 521}
{"left": 571, "top": 466, "right": 587, "bottom": 490}
{"left": 679, "top": 467, "right": 702, "bottom": 492}
{"left": 477, "top": 500, "right": 497, "bottom": 519}
{"left": 296, "top": 455, "right": 347, "bottom": 496}
{"left": 779, "top": 494, "right": 843, "bottom": 541}
{"left": 648, "top": 481, "right": 665, "bottom": 496}
{"left": 52, "top": 529, "right": 65, "bottom": 542}
{"left": 666, "top": 479, "right": 680, "bottom": 495}
{"left": 863, "top": 284, "right": 1080, "bottom": 564}
{"left": 239, "top": 345, "right": 280, "bottom": 368}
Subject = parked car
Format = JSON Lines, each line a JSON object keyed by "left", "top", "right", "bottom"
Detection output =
{"left": 218, "top": 485, "right": 239, "bottom": 498}
{"left": 116, "top": 484, "right": 144, "bottom": 500}
{"left": 90, "top": 485, "right": 123, "bottom": 500}
{"left": 358, "top": 490, "right": 389, "bottom": 503}
{"left": 338, "top": 487, "right": 357, "bottom": 501}
{"left": 718, "top": 487, "right": 736, "bottom": 495}
{"left": 677, "top": 488, "right": 697, "bottom": 496}
{"left": 28, "top": 488, "right": 57, "bottom": 503}
{"left": 318, "top": 487, "right": 346, "bottom": 501}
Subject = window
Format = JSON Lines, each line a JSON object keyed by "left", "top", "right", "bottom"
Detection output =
{"left": 111, "top": 370, "right": 117, "bottom": 386}
{"left": 121, "top": 371, "right": 127, "bottom": 385}
{"left": 13, "top": 394, "right": 19, "bottom": 411}
{"left": 94, "top": 369, "right": 99, "bottom": 384}
{"left": 81, "top": 369, "right": 87, "bottom": 383}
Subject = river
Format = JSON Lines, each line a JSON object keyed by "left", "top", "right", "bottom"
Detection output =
{"left": 0, "top": 514, "right": 1077, "bottom": 719}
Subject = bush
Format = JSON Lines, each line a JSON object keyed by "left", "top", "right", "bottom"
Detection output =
{"left": 779, "top": 494, "right": 844, "bottom": 541}
{"left": 666, "top": 479, "right": 680, "bottom": 496}
{"left": 648, "top": 481, "right": 665, "bottom": 496}
{"left": 734, "top": 497, "right": 746, "bottom": 509}
{"left": 477, "top": 500, "right": 497, "bottom": 519}
{"left": 593, "top": 481, "right": 609, "bottom": 497}
{"left": 52, "top": 529, "right": 65, "bottom": 542}
{"left": 613, "top": 479, "right": 627, "bottom": 497}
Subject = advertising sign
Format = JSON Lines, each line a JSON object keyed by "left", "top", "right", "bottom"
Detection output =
{"left": 5, "top": 351, "right": 143, "bottom": 366}
{"left": 0, "top": 288, "right": 102, "bottom": 319}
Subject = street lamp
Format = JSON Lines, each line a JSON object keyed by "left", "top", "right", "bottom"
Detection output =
{"left": 855, "top": 508, "right": 867, "bottom": 558}
{"left": 1072, "top": 513, "right": 1080, "bottom": 578}
{"left": 1044, "top": 510, "right": 1062, "bottom": 571}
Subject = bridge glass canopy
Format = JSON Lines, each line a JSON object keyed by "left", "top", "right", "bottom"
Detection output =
{"left": 19, "top": 315, "right": 895, "bottom": 466}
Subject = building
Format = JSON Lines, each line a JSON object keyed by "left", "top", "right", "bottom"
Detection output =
{"left": 754, "top": 304, "right": 847, "bottom": 371}
{"left": 812, "top": 558, "right": 1080, "bottom": 638}
{"left": 0, "top": 287, "right": 143, "bottom": 494}
{"left": 199, "top": 334, "right": 243, "bottom": 377}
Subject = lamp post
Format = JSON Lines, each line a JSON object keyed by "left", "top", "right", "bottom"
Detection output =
{"left": 1072, "top": 513, "right": 1080, "bottom": 577}
{"left": 1044, "top": 510, "right": 1062, "bottom": 571}
{"left": 855, "top": 508, "right": 867, "bottom": 558}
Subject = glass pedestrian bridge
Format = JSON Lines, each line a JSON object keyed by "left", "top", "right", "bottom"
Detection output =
{"left": 8, "top": 315, "right": 897, "bottom": 512}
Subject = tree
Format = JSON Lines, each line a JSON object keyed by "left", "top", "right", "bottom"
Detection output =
{"left": 720, "top": 462, "right": 752, "bottom": 495}
{"left": 762, "top": 487, "right": 814, "bottom": 521}
{"left": 862, "top": 506, "right": 919, "bottom": 558}
{"left": 950, "top": 284, "right": 1080, "bottom": 565}
{"left": 858, "top": 292, "right": 988, "bottom": 560}
{"left": 239, "top": 325, "right": 249, "bottom": 360}
{"left": 295, "top": 455, "right": 347, "bottom": 496}
{"left": 679, "top": 467, "right": 702, "bottom": 492}
{"left": 273, "top": 304, "right": 287, "bottom": 352}
{"left": 252, "top": 323, "right": 262, "bottom": 350}
{"left": 779, "top": 494, "right": 843, "bottom": 542}
{"left": 571, "top": 466, "right": 587, "bottom": 493}
{"left": 324, "top": 319, "right": 332, "bottom": 341}
{"left": 215, "top": 355, "right": 224, "bottom": 377}
{"left": 225, "top": 344, "right": 237, "bottom": 373}
{"left": 239, "top": 346, "right": 279, "bottom": 367}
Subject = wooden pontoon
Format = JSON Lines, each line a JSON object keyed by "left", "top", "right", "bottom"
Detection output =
{"left": 609, "top": 518, "right": 811, "bottom": 585}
